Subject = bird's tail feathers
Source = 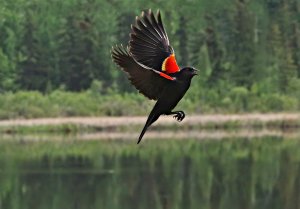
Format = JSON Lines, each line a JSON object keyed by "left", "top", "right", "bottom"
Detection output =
{"left": 137, "top": 124, "right": 149, "bottom": 144}
{"left": 137, "top": 111, "right": 159, "bottom": 144}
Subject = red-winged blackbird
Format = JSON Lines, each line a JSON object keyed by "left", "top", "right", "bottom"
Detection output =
{"left": 112, "top": 9, "right": 197, "bottom": 144}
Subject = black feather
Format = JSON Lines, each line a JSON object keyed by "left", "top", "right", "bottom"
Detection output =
{"left": 129, "top": 9, "right": 173, "bottom": 70}
{"left": 111, "top": 45, "right": 170, "bottom": 100}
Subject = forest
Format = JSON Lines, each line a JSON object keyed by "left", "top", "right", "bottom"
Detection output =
{"left": 0, "top": 0, "right": 300, "bottom": 118}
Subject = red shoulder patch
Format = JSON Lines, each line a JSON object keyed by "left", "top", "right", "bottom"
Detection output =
{"left": 162, "top": 54, "right": 180, "bottom": 74}
{"left": 159, "top": 72, "right": 175, "bottom": 80}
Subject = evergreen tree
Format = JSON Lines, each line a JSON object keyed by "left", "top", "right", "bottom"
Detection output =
{"left": 0, "top": 0, "right": 299, "bottom": 109}
{"left": 177, "top": 16, "right": 189, "bottom": 66}
{"left": 203, "top": 15, "right": 226, "bottom": 86}
{"left": 18, "top": 11, "right": 50, "bottom": 91}
{"left": 230, "top": 0, "right": 256, "bottom": 88}
{"left": 58, "top": 14, "right": 94, "bottom": 91}
{"left": 267, "top": 0, "right": 298, "bottom": 92}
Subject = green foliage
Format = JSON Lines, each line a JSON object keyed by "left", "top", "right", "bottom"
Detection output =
{"left": 0, "top": 0, "right": 299, "bottom": 115}
{"left": 229, "top": 87, "right": 249, "bottom": 112}
{"left": 261, "top": 94, "right": 298, "bottom": 112}
{"left": 0, "top": 89, "right": 154, "bottom": 119}
{"left": 0, "top": 48, "right": 15, "bottom": 91}
{"left": 0, "top": 87, "right": 298, "bottom": 119}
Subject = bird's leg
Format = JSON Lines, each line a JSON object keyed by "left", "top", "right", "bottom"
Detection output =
{"left": 173, "top": 111, "right": 185, "bottom": 122}
{"left": 166, "top": 111, "right": 185, "bottom": 122}
{"left": 176, "top": 111, "right": 185, "bottom": 121}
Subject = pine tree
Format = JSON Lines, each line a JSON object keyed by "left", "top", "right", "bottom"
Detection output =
{"left": 203, "top": 15, "right": 226, "bottom": 86}
{"left": 267, "top": 0, "right": 298, "bottom": 92}
{"left": 58, "top": 14, "right": 94, "bottom": 91}
{"left": 177, "top": 16, "right": 189, "bottom": 66}
{"left": 18, "top": 11, "right": 50, "bottom": 91}
{"left": 230, "top": 0, "right": 256, "bottom": 88}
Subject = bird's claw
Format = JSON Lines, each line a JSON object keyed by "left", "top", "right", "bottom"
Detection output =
{"left": 173, "top": 111, "right": 185, "bottom": 122}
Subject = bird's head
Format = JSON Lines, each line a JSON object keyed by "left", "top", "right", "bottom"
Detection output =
{"left": 179, "top": 67, "right": 198, "bottom": 79}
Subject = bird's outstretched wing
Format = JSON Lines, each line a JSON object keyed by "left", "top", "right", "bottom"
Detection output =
{"left": 111, "top": 45, "right": 175, "bottom": 100}
{"left": 129, "top": 9, "right": 180, "bottom": 74}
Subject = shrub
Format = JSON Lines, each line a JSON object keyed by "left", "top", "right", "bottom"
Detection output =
{"left": 229, "top": 87, "right": 249, "bottom": 112}
{"left": 261, "top": 94, "right": 298, "bottom": 112}
{"left": 0, "top": 89, "right": 299, "bottom": 119}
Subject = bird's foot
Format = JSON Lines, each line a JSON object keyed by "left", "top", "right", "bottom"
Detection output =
{"left": 173, "top": 111, "right": 185, "bottom": 122}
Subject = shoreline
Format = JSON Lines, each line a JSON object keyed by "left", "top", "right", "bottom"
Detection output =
{"left": 0, "top": 113, "right": 299, "bottom": 139}
{"left": 1, "top": 129, "right": 298, "bottom": 142}
{"left": 0, "top": 113, "right": 299, "bottom": 127}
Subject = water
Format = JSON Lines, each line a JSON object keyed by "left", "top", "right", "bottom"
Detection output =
{"left": 0, "top": 136, "right": 300, "bottom": 209}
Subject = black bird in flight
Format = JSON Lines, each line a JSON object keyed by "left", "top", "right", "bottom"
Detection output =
{"left": 111, "top": 9, "right": 197, "bottom": 144}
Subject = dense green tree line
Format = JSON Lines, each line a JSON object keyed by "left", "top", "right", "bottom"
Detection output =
{"left": 0, "top": 0, "right": 299, "bottom": 113}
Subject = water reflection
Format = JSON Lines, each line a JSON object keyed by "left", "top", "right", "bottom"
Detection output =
{"left": 0, "top": 137, "right": 300, "bottom": 209}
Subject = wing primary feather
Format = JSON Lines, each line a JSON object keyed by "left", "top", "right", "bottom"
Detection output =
{"left": 142, "top": 12, "right": 163, "bottom": 39}
{"left": 146, "top": 11, "right": 163, "bottom": 39}
{"left": 156, "top": 10, "right": 169, "bottom": 43}
{"left": 132, "top": 42, "right": 155, "bottom": 51}
{"left": 135, "top": 21, "right": 160, "bottom": 43}
{"left": 128, "top": 9, "right": 175, "bottom": 71}
{"left": 136, "top": 16, "right": 162, "bottom": 41}
{"left": 131, "top": 27, "right": 159, "bottom": 44}
{"left": 130, "top": 41, "right": 157, "bottom": 50}
{"left": 149, "top": 10, "right": 165, "bottom": 39}
{"left": 131, "top": 32, "right": 158, "bottom": 46}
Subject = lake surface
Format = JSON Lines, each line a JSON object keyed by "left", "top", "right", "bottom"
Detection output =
{"left": 0, "top": 136, "right": 300, "bottom": 209}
